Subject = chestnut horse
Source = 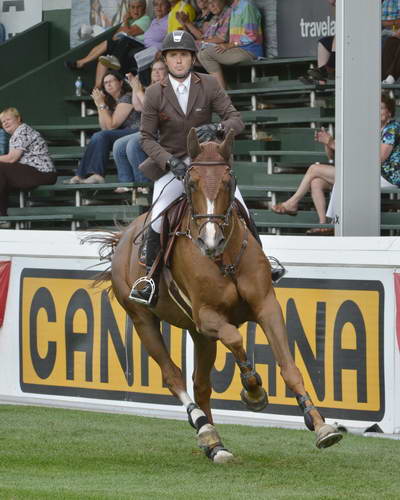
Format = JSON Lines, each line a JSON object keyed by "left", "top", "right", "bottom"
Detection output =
{"left": 97, "top": 129, "right": 342, "bottom": 463}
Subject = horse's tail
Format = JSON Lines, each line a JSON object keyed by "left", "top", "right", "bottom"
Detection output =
{"left": 81, "top": 230, "right": 123, "bottom": 292}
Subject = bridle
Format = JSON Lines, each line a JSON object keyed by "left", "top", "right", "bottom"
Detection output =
{"left": 184, "top": 161, "right": 237, "bottom": 237}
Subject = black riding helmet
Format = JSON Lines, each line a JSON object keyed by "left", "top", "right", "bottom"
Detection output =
{"left": 161, "top": 30, "right": 197, "bottom": 54}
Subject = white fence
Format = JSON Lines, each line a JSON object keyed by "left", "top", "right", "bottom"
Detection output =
{"left": 1, "top": 230, "right": 399, "bottom": 434}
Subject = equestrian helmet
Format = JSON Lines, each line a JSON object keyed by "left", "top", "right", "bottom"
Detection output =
{"left": 161, "top": 30, "right": 197, "bottom": 54}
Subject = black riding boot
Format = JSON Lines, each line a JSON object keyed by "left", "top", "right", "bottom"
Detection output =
{"left": 129, "top": 227, "right": 161, "bottom": 306}
{"left": 247, "top": 215, "right": 287, "bottom": 284}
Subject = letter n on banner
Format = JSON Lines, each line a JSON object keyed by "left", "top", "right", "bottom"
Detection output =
{"left": 0, "top": 261, "right": 11, "bottom": 327}
{"left": 394, "top": 274, "right": 400, "bottom": 352}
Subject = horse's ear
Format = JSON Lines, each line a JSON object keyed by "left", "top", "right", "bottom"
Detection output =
{"left": 187, "top": 127, "right": 201, "bottom": 159}
{"left": 218, "top": 128, "right": 235, "bottom": 162}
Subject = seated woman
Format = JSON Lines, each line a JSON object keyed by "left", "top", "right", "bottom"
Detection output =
{"left": 113, "top": 59, "right": 168, "bottom": 192}
{"left": 143, "top": 0, "right": 170, "bottom": 51}
{"left": 65, "top": 0, "right": 151, "bottom": 89}
{"left": 272, "top": 94, "right": 400, "bottom": 235}
{"left": 65, "top": 70, "right": 141, "bottom": 184}
{"left": 0, "top": 107, "right": 57, "bottom": 225}
{"left": 176, "top": 0, "right": 212, "bottom": 41}
{"left": 196, "top": 0, "right": 263, "bottom": 89}
{"left": 271, "top": 127, "right": 335, "bottom": 235}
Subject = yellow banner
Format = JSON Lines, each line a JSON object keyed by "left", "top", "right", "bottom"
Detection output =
{"left": 20, "top": 270, "right": 384, "bottom": 420}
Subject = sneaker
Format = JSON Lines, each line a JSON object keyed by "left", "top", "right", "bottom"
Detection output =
{"left": 0, "top": 221, "right": 11, "bottom": 229}
{"left": 98, "top": 54, "right": 121, "bottom": 70}
{"left": 383, "top": 75, "right": 395, "bottom": 84}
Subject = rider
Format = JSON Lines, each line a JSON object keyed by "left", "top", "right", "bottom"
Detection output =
{"left": 129, "top": 30, "right": 285, "bottom": 306}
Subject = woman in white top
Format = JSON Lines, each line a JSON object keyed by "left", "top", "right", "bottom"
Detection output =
{"left": 0, "top": 107, "right": 56, "bottom": 221}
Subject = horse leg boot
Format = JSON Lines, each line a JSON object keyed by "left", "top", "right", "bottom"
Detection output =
{"left": 177, "top": 391, "right": 234, "bottom": 464}
{"left": 129, "top": 227, "right": 161, "bottom": 306}
{"left": 247, "top": 215, "right": 286, "bottom": 284}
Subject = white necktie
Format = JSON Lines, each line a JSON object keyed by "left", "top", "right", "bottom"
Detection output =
{"left": 176, "top": 83, "right": 188, "bottom": 114}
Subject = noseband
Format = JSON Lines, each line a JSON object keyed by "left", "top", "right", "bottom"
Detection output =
{"left": 184, "top": 161, "right": 237, "bottom": 234}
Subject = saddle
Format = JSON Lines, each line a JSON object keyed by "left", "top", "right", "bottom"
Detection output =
{"left": 137, "top": 195, "right": 253, "bottom": 320}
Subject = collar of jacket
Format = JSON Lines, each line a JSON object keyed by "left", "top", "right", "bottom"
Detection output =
{"left": 160, "top": 72, "right": 201, "bottom": 87}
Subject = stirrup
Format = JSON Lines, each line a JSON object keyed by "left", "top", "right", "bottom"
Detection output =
{"left": 268, "top": 256, "right": 287, "bottom": 284}
{"left": 129, "top": 276, "right": 156, "bottom": 305}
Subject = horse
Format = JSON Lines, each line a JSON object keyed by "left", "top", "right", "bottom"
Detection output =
{"left": 95, "top": 128, "right": 343, "bottom": 463}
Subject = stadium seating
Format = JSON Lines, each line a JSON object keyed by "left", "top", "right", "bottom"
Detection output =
{"left": 1, "top": 25, "right": 399, "bottom": 234}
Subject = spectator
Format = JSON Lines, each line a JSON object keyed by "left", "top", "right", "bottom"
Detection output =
{"left": 113, "top": 59, "right": 168, "bottom": 192}
{"left": 168, "top": 0, "right": 196, "bottom": 32}
{"left": 272, "top": 94, "right": 400, "bottom": 235}
{"left": 271, "top": 127, "right": 335, "bottom": 235}
{"left": 176, "top": 0, "right": 212, "bottom": 40}
{"left": 196, "top": 0, "right": 232, "bottom": 51}
{"left": 381, "top": 0, "right": 400, "bottom": 83}
{"left": 65, "top": 0, "right": 151, "bottom": 88}
{"left": 0, "top": 107, "right": 57, "bottom": 226}
{"left": 143, "top": 0, "right": 170, "bottom": 51}
{"left": 196, "top": 0, "right": 263, "bottom": 89}
{"left": 301, "top": 0, "right": 336, "bottom": 84}
{"left": 64, "top": 70, "right": 140, "bottom": 184}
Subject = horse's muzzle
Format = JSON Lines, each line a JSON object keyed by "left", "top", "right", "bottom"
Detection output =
{"left": 197, "top": 234, "right": 225, "bottom": 258}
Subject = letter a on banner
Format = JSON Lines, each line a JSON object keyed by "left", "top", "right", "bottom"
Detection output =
{"left": 394, "top": 274, "right": 400, "bottom": 352}
{"left": 0, "top": 261, "right": 11, "bottom": 327}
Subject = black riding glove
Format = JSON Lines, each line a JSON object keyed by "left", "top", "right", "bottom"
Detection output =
{"left": 167, "top": 156, "right": 187, "bottom": 180}
{"left": 195, "top": 122, "right": 225, "bottom": 143}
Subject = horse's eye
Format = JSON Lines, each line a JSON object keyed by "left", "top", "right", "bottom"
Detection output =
{"left": 188, "top": 180, "right": 196, "bottom": 191}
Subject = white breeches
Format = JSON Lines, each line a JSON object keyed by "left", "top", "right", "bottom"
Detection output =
{"left": 150, "top": 170, "right": 249, "bottom": 233}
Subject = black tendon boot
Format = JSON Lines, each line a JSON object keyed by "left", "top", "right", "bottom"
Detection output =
{"left": 247, "top": 215, "right": 287, "bottom": 284}
{"left": 129, "top": 227, "right": 161, "bottom": 306}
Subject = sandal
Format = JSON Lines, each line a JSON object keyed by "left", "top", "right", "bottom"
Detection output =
{"left": 306, "top": 227, "right": 334, "bottom": 236}
{"left": 271, "top": 203, "right": 298, "bottom": 216}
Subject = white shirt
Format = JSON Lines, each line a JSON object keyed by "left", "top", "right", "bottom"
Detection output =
{"left": 169, "top": 74, "right": 191, "bottom": 115}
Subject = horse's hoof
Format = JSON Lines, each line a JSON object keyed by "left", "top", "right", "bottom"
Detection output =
{"left": 316, "top": 424, "right": 343, "bottom": 449}
{"left": 207, "top": 444, "right": 234, "bottom": 464}
{"left": 240, "top": 388, "right": 268, "bottom": 412}
{"left": 212, "top": 448, "right": 234, "bottom": 464}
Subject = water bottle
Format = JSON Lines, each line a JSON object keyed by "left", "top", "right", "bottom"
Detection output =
{"left": 75, "top": 76, "right": 83, "bottom": 96}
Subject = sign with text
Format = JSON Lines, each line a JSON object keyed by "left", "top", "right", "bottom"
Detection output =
{"left": 277, "top": 0, "right": 335, "bottom": 58}
{"left": 20, "top": 270, "right": 384, "bottom": 421}
{"left": 0, "top": 0, "right": 42, "bottom": 39}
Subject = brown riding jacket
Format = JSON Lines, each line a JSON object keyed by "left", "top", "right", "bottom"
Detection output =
{"left": 139, "top": 72, "right": 244, "bottom": 180}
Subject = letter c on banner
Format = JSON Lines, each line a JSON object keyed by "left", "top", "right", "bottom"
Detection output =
{"left": 29, "top": 287, "right": 57, "bottom": 379}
